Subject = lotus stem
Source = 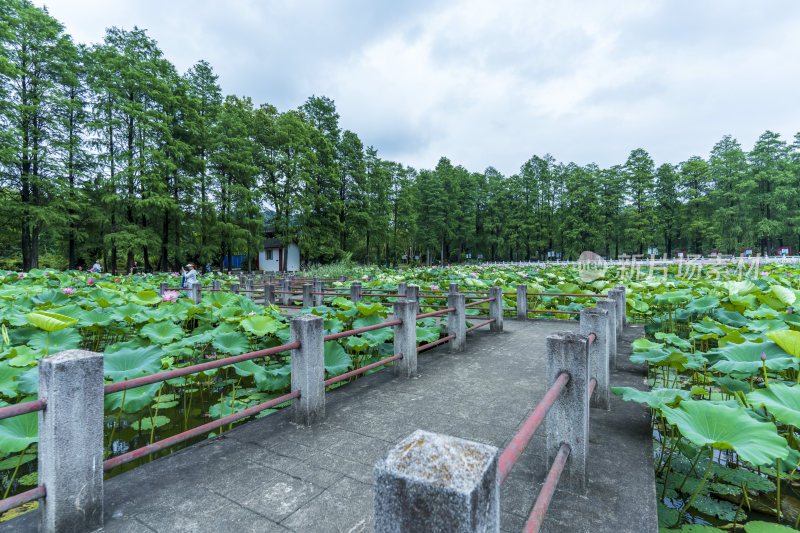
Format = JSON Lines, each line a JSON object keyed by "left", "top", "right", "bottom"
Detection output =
{"left": 104, "top": 387, "right": 127, "bottom": 459}
{"left": 150, "top": 384, "right": 164, "bottom": 445}
{"left": 678, "top": 446, "right": 708, "bottom": 493}
{"left": 2, "top": 444, "right": 30, "bottom": 499}
{"left": 777, "top": 458, "right": 782, "bottom": 520}
{"left": 673, "top": 445, "right": 713, "bottom": 528}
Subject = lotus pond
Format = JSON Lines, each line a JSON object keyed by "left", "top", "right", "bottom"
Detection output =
{"left": 4, "top": 261, "right": 800, "bottom": 531}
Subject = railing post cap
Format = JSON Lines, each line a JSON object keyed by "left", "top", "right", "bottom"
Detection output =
{"left": 580, "top": 306, "right": 607, "bottom": 317}
{"left": 40, "top": 349, "right": 102, "bottom": 366}
{"left": 291, "top": 314, "right": 323, "bottom": 324}
{"left": 546, "top": 330, "right": 588, "bottom": 344}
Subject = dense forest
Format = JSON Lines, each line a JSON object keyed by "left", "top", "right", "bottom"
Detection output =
{"left": 2, "top": 0, "right": 800, "bottom": 273}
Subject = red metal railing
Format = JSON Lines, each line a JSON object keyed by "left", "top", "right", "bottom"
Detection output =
{"left": 529, "top": 309, "right": 580, "bottom": 315}
{"left": 103, "top": 390, "right": 300, "bottom": 471}
{"left": 524, "top": 442, "right": 571, "bottom": 533}
{"left": 324, "top": 354, "right": 403, "bottom": 386}
{"left": 416, "top": 308, "right": 455, "bottom": 319}
{"left": 465, "top": 298, "right": 495, "bottom": 308}
{"left": 323, "top": 320, "right": 402, "bottom": 342}
{"left": 417, "top": 334, "right": 456, "bottom": 353}
{"left": 0, "top": 398, "right": 46, "bottom": 421}
{"left": 466, "top": 318, "right": 495, "bottom": 333}
{"left": 0, "top": 485, "right": 46, "bottom": 514}
{"left": 498, "top": 372, "right": 570, "bottom": 484}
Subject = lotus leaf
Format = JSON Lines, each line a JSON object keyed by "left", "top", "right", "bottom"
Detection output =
{"left": 352, "top": 314, "right": 384, "bottom": 329}
{"left": 104, "top": 383, "right": 161, "bottom": 413}
{"left": 0, "top": 363, "right": 24, "bottom": 397}
{"left": 712, "top": 309, "right": 749, "bottom": 328}
{"left": 324, "top": 341, "right": 351, "bottom": 376}
{"left": 7, "top": 345, "right": 41, "bottom": 367}
{"left": 766, "top": 329, "right": 800, "bottom": 357}
{"left": 239, "top": 315, "right": 279, "bottom": 336}
{"left": 132, "top": 415, "right": 171, "bottom": 431}
{"left": 0, "top": 411, "right": 37, "bottom": 452}
{"left": 654, "top": 332, "right": 692, "bottom": 350}
{"left": 632, "top": 338, "right": 664, "bottom": 351}
{"left": 15, "top": 367, "right": 38, "bottom": 395}
{"left": 711, "top": 341, "right": 796, "bottom": 375}
{"left": 212, "top": 331, "right": 251, "bottom": 355}
{"left": 747, "top": 383, "right": 800, "bottom": 428}
{"left": 744, "top": 522, "right": 796, "bottom": 533}
{"left": 26, "top": 311, "right": 78, "bottom": 332}
{"left": 611, "top": 386, "right": 693, "bottom": 408}
{"left": 76, "top": 308, "right": 113, "bottom": 327}
{"left": 661, "top": 400, "right": 788, "bottom": 466}
{"left": 129, "top": 290, "right": 162, "bottom": 306}
{"left": 686, "top": 295, "right": 720, "bottom": 315}
{"left": 31, "top": 290, "right": 70, "bottom": 306}
{"left": 104, "top": 345, "right": 163, "bottom": 381}
{"left": 356, "top": 302, "right": 386, "bottom": 317}
{"left": 140, "top": 321, "right": 184, "bottom": 344}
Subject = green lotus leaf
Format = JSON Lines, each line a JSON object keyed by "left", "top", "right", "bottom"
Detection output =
{"left": 0, "top": 363, "right": 24, "bottom": 397}
{"left": 104, "top": 383, "right": 161, "bottom": 413}
{"left": 744, "top": 304, "right": 780, "bottom": 320}
{"left": 209, "top": 399, "right": 249, "bottom": 418}
{"left": 661, "top": 400, "right": 788, "bottom": 466}
{"left": 686, "top": 295, "right": 720, "bottom": 315}
{"left": 7, "top": 345, "right": 42, "bottom": 367}
{"left": 323, "top": 318, "right": 344, "bottom": 334}
{"left": 15, "top": 367, "right": 38, "bottom": 395}
{"left": 202, "top": 290, "right": 238, "bottom": 308}
{"left": 76, "top": 308, "right": 113, "bottom": 327}
{"left": 416, "top": 326, "right": 441, "bottom": 344}
{"left": 261, "top": 365, "right": 291, "bottom": 392}
{"left": 611, "top": 386, "right": 692, "bottom": 409}
{"left": 714, "top": 376, "right": 750, "bottom": 395}
{"left": 771, "top": 285, "right": 797, "bottom": 306}
{"left": 26, "top": 311, "right": 78, "bottom": 332}
{"left": 31, "top": 290, "right": 70, "bottom": 306}
{"left": 654, "top": 332, "right": 692, "bottom": 350}
{"left": 110, "top": 303, "right": 146, "bottom": 322}
{"left": 240, "top": 315, "right": 279, "bottom": 337}
{"left": 362, "top": 328, "right": 393, "bottom": 345}
{"left": 345, "top": 336, "right": 371, "bottom": 352}
{"left": 132, "top": 415, "right": 171, "bottom": 431}
{"left": 140, "top": 321, "right": 184, "bottom": 345}
{"left": 747, "top": 383, "right": 800, "bottom": 428}
{"left": 744, "top": 521, "right": 796, "bottom": 533}
{"left": 217, "top": 307, "right": 242, "bottom": 320}
{"left": 0, "top": 411, "right": 37, "bottom": 453}
{"left": 652, "top": 291, "right": 691, "bottom": 306}
{"left": 324, "top": 341, "right": 351, "bottom": 377}
{"left": 104, "top": 345, "right": 163, "bottom": 382}
{"left": 723, "top": 280, "right": 757, "bottom": 296}
{"left": 352, "top": 314, "right": 384, "bottom": 329}
{"left": 27, "top": 328, "right": 81, "bottom": 354}
{"left": 356, "top": 302, "right": 387, "bottom": 317}
{"left": 331, "top": 297, "right": 354, "bottom": 309}
{"left": 140, "top": 306, "right": 175, "bottom": 322}
{"left": 212, "top": 331, "right": 251, "bottom": 355}
{"left": 748, "top": 319, "right": 788, "bottom": 333}
{"left": 632, "top": 338, "right": 664, "bottom": 352}
{"left": 767, "top": 330, "right": 800, "bottom": 357}
{"left": 728, "top": 293, "right": 758, "bottom": 310}
{"left": 629, "top": 348, "right": 688, "bottom": 367}
{"left": 711, "top": 340, "right": 796, "bottom": 375}
{"left": 129, "top": 290, "right": 162, "bottom": 306}
{"left": 712, "top": 309, "right": 749, "bottom": 328}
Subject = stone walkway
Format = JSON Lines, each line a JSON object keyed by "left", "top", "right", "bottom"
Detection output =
{"left": 3, "top": 320, "right": 656, "bottom": 533}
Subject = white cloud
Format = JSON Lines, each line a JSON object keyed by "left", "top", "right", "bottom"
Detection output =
{"left": 36, "top": 0, "right": 800, "bottom": 174}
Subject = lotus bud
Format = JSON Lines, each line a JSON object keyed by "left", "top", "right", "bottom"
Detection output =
{"left": 761, "top": 351, "right": 767, "bottom": 362}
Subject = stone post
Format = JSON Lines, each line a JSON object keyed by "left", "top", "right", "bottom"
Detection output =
{"left": 392, "top": 299, "right": 417, "bottom": 377}
{"left": 546, "top": 331, "right": 589, "bottom": 493}
{"left": 614, "top": 285, "right": 627, "bottom": 328}
{"left": 265, "top": 284, "right": 276, "bottom": 305}
{"left": 159, "top": 282, "right": 168, "bottom": 296}
{"left": 313, "top": 280, "right": 324, "bottom": 307}
{"left": 245, "top": 278, "right": 254, "bottom": 299}
{"left": 449, "top": 282, "right": 459, "bottom": 295}
{"left": 397, "top": 282, "right": 407, "bottom": 297}
{"left": 213, "top": 280, "right": 221, "bottom": 291}
{"left": 302, "top": 283, "right": 313, "bottom": 308}
{"left": 608, "top": 289, "right": 624, "bottom": 338}
{"left": 38, "top": 350, "right": 104, "bottom": 532}
{"left": 340, "top": 275, "right": 348, "bottom": 282}
{"left": 239, "top": 275, "right": 246, "bottom": 285}
{"left": 367, "top": 274, "right": 375, "bottom": 282}
{"left": 406, "top": 285, "right": 420, "bottom": 316}
{"left": 516, "top": 283, "right": 528, "bottom": 321}
{"left": 190, "top": 281, "right": 202, "bottom": 304}
{"left": 596, "top": 298, "right": 618, "bottom": 369}
{"left": 580, "top": 307, "right": 610, "bottom": 410}
{"left": 230, "top": 283, "right": 240, "bottom": 295}
{"left": 373, "top": 430, "right": 499, "bottom": 533}
{"left": 488, "top": 286, "right": 503, "bottom": 332}
{"left": 447, "top": 293, "right": 466, "bottom": 352}
{"left": 350, "top": 281, "right": 362, "bottom": 304}
{"left": 290, "top": 315, "right": 325, "bottom": 425}
{"left": 280, "top": 279, "right": 291, "bottom": 306}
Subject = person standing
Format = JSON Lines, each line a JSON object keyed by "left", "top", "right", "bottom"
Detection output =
{"left": 181, "top": 263, "right": 198, "bottom": 288}
{"left": 90, "top": 259, "right": 102, "bottom": 273}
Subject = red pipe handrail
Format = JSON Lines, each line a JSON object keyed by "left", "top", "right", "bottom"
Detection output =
{"left": 466, "top": 318, "right": 495, "bottom": 333}
{"left": 323, "top": 319, "right": 402, "bottom": 342}
{"left": 324, "top": 354, "right": 403, "bottom": 386}
{"left": 360, "top": 293, "right": 403, "bottom": 297}
{"left": 498, "top": 371, "right": 570, "bottom": 484}
{"left": 527, "top": 293, "right": 603, "bottom": 298}
{"left": 524, "top": 442, "right": 571, "bottom": 533}
{"left": 103, "top": 342, "right": 301, "bottom": 395}
{"left": 417, "top": 334, "right": 456, "bottom": 353}
{"left": 416, "top": 308, "right": 455, "bottom": 319}
{"left": 0, "top": 485, "right": 46, "bottom": 514}
{"left": 465, "top": 298, "right": 495, "bottom": 308}
{"left": 589, "top": 377, "right": 597, "bottom": 398}
{"left": 103, "top": 389, "right": 300, "bottom": 471}
{"left": 0, "top": 398, "right": 46, "bottom": 421}
{"left": 529, "top": 309, "right": 580, "bottom": 315}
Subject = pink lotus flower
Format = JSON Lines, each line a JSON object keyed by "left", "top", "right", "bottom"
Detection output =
{"left": 62, "top": 287, "right": 76, "bottom": 295}
{"left": 521, "top": 273, "right": 528, "bottom": 279}
{"left": 162, "top": 290, "right": 180, "bottom": 303}
{"left": 470, "top": 272, "right": 478, "bottom": 278}
{"left": 114, "top": 278, "right": 120, "bottom": 283}
{"left": 17, "top": 273, "right": 25, "bottom": 279}
{"left": 430, "top": 285, "right": 438, "bottom": 290}
{"left": 44, "top": 272, "right": 49, "bottom": 277}
{"left": 78, "top": 266, "right": 82, "bottom": 271}
{"left": 87, "top": 278, "right": 95, "bottom": 285}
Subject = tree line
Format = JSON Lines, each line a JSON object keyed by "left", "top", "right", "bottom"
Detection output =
{"left": 2, "top": 0, "right": 799, "bottom": 272}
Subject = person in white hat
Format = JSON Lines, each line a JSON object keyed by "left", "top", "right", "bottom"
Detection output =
{"left": 181, "top": 262, "right": 198, "bottom": 288}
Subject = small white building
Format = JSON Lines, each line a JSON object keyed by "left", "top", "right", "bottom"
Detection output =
{"left": 258, "top": 237, "right": 300, "bottom": 272}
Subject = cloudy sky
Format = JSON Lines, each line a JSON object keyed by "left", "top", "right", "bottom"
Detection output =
{"left": 35, "top": 0, "right": 800, "bottom": 176}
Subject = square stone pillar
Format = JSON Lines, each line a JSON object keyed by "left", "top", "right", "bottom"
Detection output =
{"left": 392, "top": 299, "right": 417, "bottom": 377}
{"left": 290, "top": 315, "right": 325, "bottom": 425}
{"left": 447, "top": 293, "right": 466, "bottom": 352}
{"left": 488, "top": 286, "right": 503, "bottom": 332}
{"left": 373, "top": 430, "right": 499, "bottom": 533}
{"left": 596, "top": 298, "right": 618, "bottom": 368}
{"left": 350, "top": 281, "right": 362, "bottom": 304}
{"left": 580, "top": 307, "right": 610, "bottom": 410}
{"left": 302, "top": 283, "right": 313, "bottom": 308}
{"left": 516, "top": 284, "right": 528, "bottom": 321}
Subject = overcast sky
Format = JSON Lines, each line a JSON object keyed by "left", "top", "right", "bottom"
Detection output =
{"left": 35, "top": 0, "right": 800, "bottom": 176}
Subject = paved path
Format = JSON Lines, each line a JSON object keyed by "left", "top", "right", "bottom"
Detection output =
{"left": 4, "top": 320, "right": 656, "bottom": 533}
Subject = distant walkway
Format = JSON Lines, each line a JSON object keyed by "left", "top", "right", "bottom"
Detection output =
{"left": 4, "top": 321, "right": 656, "bottom": 533}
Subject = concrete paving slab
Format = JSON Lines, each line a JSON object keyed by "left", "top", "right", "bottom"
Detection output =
{"left": 0, "top": 320, "right": 656, "bottom": 533}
